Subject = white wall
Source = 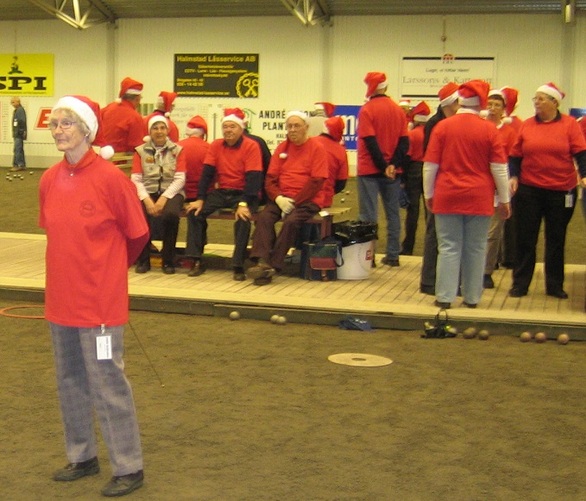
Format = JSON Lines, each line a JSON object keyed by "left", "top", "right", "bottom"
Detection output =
{"left": 1, "top": 13, "right": 585, "bottom": 168}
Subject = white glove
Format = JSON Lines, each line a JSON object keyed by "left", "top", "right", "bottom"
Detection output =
{"left": 275, "top": 195, "right": 295, "bottom": 214}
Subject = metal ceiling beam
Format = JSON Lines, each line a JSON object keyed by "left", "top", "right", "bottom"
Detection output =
{"left": 280, "top": 0, "right": 331, "bottom": 26}
{"left": 27, "top": 0, "right": 116, "bottom": 29}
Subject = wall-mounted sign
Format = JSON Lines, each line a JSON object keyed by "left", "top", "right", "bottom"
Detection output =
{"left": 0, "top": 54, "right": 54, "bottom": 96}
{"left": 400, "top": 55, "right": 495, "bottom": 99}
{"left": 174, "top": 53, "right": 259, "bottom": 98}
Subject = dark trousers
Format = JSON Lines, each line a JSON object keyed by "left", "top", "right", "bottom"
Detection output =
{"left": 420, "top": 211, "right": 438, "bottom": 289}
{"left": 512, "top": 184, "right": 576, "bottom": 293}
{"left": 401, "top": 162, "right": 425, "bottom": 255}
{"left": 186, "top": 189, "right": 257, "bottom": 268}
{"left": 137, "top": 193, "right": 184, "bottom": 267}
{"left": 251, "top": 201, "right": 320, "bottom": 270}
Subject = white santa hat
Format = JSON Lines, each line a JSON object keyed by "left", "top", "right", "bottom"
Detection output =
{"left": 143, "top": 115, "right": 169, "bottom": 142}
{"left": 285, "top": 110, "right": 310, "bottom": 124}
{"left": 536, "top": 82, "right": 565, "bottom": 103}
{"left": 52, "top": 95, "right": 114, "bottom": 160}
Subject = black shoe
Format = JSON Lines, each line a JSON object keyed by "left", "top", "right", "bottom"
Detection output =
{"left": 434, "top": 300, "right": 451, "bottom": 309}
{"left": 420, "top": 284, "right": 435, "bottom": 295}
{"left": 135, "top": 262, "right": 150, "bottom": 274}
{"left": 509, "top": 287, "right": 527, "bottom": 298}
{"left": 399, "top": 249, "right": 412, "bottom": 256}
{"left": 381, "top": 256, "right": 400, "bottom": 267}
{"left": 101, "top": 470, "right": 144, "bottom": 497}
{"left": 162, "top": 264, "right": 175, "bottom": 275}
{"left": 483, "top": 274, "right": 494, "bottom": 289}
{"left": 546, "top": 289, "right": 568, "bottom": 299}
{"left": 53, "top": 457, "right": 99, "bottom": 482}
{"left": 462, "top": 301, "right": 477, "bottom": 309}
{"left": 233, "top": 267, "right": 246, "bottom": 281}
{"left": 188, "top": 260, "right": 205, "bottom": 277}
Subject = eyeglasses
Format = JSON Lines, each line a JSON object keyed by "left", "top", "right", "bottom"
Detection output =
{"left": 532, "top": 96, "right": 554, "bottom": 104}
{"left": 49, "top": 119, "right": 77, "bottom": 130}
{"left": 286, "top": 123, "right": 304, "bottom": 130}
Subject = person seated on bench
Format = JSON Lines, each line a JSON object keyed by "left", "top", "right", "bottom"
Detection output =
{"left": 247, "top": 111, "right": 328, "bottom": 286}
{"left": 178, "top": 115, "right": 210, "bottom": 250}
{"left": 131, "top": 116, "right": 186, "bottom": 275}
{"left": 184, "top": 108, "right": 263, "bottom": 281}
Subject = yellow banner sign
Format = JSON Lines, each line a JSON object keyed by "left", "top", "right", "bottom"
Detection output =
{"left": 0, "top": 54, "right": 54, "bottom": 96}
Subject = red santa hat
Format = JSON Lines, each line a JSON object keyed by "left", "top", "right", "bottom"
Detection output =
{"left": 323, "top": 116, "right": 345, "bottom": 142}
{"left": 222, "top": 108, "right": 246, "bottom": 128}
{"left": 410, "top": 101, "right": 431, "bottom": 123}
{"left": 438, "top": 82, "right": 459, "bottom": 107}
{"left": 157, "top": 91, "right": 177, "bottom": 116}
{"left": 364, "top": 72, "right": 387, "bottom": 98}
{"left": 52, "top": 95, "right": 114, "bottom": 160}
{"left": 500, "top": 86, "right": 519, "bottom": 116}
{"left": 148, "top": 115, "right": 168, "bottom": 131}
{"left": 458, "top": 80, "right": 490, "bottom": 108}
{"left": 399, "top": 98, "right": 411, "bottom": 108}
{"left": 488, "top": 89, "right": 506, "bottom": 102}
{"left": 314, "top": 102, "right": 335, "bottom": 117}
{"left": 536, "top": 82, "right": 565, "bottom": 102}
{"left": 185, "top": 115, "right": 208, "bottom": 136}
{"left": 118, "top": 77, "right": 143, "bottom": 98}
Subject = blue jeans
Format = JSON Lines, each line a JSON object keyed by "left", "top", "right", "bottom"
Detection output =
{"left": 13, "top": 137, "right": 25, "bottom": 167}
{"left": 357, "top": 175, "right": 400, "bottom": 260}
{"left": 435, "top": 214, "right": 490, "bottom": 305}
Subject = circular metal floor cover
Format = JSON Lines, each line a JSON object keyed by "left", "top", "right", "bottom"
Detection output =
{"left": 328, "top": 353, "right": 393, "bottom": 367}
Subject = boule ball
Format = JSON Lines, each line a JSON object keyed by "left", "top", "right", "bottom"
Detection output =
{"left": 277, "top": 315, "right": 287, "bottom": 325}
{"left": 534, "top": 332, "right": 547, "bottom": 343}
{"left": 340, "top": 198, "right": 345, "bottom": 203}
{"left": 557, "top": 333, "right": 570, "bottom": 345}
{"left": 478, "top": 329, "right": 490, "bottom": 341}
{"left": 462, "top": 327, "right": 477, "bottom": 339}
{"left": 229, "top": 311, "right": 240, "bottom": 321}
{"left": 270, "top": 314, "right": 280, "bottom": 324}
{"left": 519, "top": 331, "right": 532, "bottom": 343}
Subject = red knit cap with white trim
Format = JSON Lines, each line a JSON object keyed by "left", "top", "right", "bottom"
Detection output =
{"left": 536, "top": 82, "right": 564, "bottom": 102}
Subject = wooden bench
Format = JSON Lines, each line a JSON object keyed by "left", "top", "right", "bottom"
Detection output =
{"left": 111, "top": 152, "right": 133, "bottom": 174}
{"left": 181, "top": 205, "right": 351, "bottom": 240}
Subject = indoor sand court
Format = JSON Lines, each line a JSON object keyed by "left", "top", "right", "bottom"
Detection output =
{"left": 1, "top": 173, "right": 586, "bottom": 499}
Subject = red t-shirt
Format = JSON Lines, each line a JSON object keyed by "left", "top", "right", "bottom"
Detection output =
{"left": 495, "top": 122, "right": 518, "bottom": 155}
{"left": 178, "top": 136, "right": 210, "bottom": 199}
{"left": 39, "top": 149, "right": 149, "bottom": 327}
{"left": 407, "top": 125, "right": 425, "bottom": 162}
{"left": 268, "top": 138, "right": 329, "bottom": 208}
{"left": 313, "top": 135, "right": 349, "bottom": 208}
{"left": 510, "top": 114, "right": 586, "bottom": 191}
{"left": 204, "top": 136, "right": 262, "bottom": 191}
{"left": 357, "top": 95, "right": 408, "bottom": 176}
{"left": 100, "top": 100, "right": 145, "bottom": 153}
{"left": 425, "top": 111, "right": 507, "bottom": 216}
{"left": 579, "top": 117, "right": 586, "bottom": 141}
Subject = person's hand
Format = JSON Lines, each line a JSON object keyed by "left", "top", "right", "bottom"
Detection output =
{"left": 580, "top": 177, "right": 586, "bottom": 189}
{"left": 153, "top": 196, "right": 167, "bottom": 216}
{"left": 235, "top": 205, "right": 251, "bottom": 221}
{"left": 185, "top": 200, "right": 204, "bottom": 216}
{"left": 509, "top": 176, "right": 518, "bottom": 196}
{"left": 385, "top": 164, "right": 396, "bottom": 180}
{"left": 143, "top": 197, "right": 158, "bottom": 216}
{"left": 425, "top": 197, "right": 433, "bottom": 212}
{"left": 497, "top": 202, "right": 511, "bottom": 220}
{"left": 275, "top": 195, "right": 295, "bottom": 214}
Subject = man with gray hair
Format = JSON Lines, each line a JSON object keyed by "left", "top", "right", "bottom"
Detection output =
{"left": 248, "top": 110, "right": 328, "bottom": 285}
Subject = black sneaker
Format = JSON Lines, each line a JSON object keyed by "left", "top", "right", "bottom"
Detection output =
{"left": 101, "top": 470, "right": 144, "bottom": 497}
{"left": 53, "top": 457, "right": 99, "bottom": 482}
{"left": 483, "top": 274, "right": 494, "bottom": 289}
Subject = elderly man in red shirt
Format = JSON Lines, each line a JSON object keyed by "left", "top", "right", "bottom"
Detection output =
{"left": 248, "top": 110, "right": 328, "bottom": 286}
{"left": 100, "top": 77, "right": 145, "bottom": 154}
{"left": 185, "top": 108, "right": 263, "bottom": 281}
